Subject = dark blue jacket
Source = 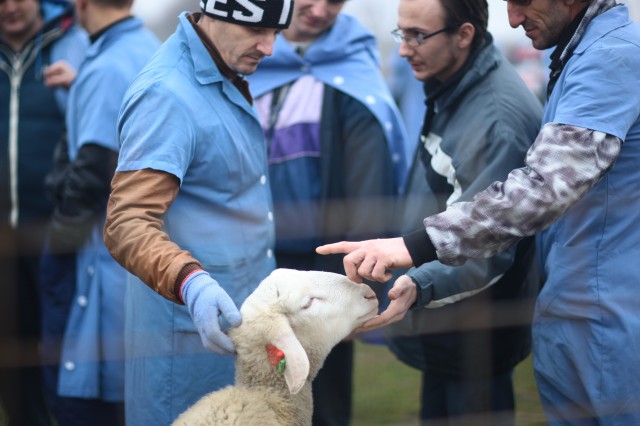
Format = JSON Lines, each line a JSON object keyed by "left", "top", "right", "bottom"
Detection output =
{"left": 0, "top": 0, "right": 86, "bottom": 230}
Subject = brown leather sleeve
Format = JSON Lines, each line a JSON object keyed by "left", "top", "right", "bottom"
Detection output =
{"left": 103, "top": 169, "right": 201, "bottom": 304}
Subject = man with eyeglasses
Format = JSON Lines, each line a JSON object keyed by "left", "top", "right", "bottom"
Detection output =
{"left": 246, "top": 0, "right": 409, "bottom": 424}
{"left": 319, "top": 0, "right": 640, "bottom": 423}
{"left": 371, "top": 0, "right": 543, "bottom": 424}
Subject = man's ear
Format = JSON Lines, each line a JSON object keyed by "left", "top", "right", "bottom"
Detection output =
{"left": 457, "top": 22, "right": 476, "bottom": 50}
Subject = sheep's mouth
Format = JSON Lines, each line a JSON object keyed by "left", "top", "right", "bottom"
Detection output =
{"left": 357, "top": 306, "right": 379, "bottom": 322}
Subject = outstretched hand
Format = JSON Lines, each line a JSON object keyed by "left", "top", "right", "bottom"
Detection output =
{"left": 316, "top": 237, "right": 414, "bottom": 283}
{"left": 181, "top": 271, "right": 242, "bottom": 355}
{"left": 355, "top": 274, "right": 417, "bottom": 332}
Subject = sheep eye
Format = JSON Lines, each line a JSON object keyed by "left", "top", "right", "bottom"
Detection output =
{"left": 301, "top": 298, "right": 315, "bottom": 310}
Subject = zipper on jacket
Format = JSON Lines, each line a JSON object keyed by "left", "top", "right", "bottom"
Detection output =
{"left": 1, "top": 25, "right": 63, "bottom": 228}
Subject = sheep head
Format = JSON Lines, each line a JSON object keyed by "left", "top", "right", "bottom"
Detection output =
{"left": 231, "top": 268, "right": 379, "bottom": 395}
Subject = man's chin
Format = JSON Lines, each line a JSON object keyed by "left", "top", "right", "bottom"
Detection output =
{"left": 236, "top": 57, "right": 265, "bottom": 75}
{"left": 237, "top": 65, "right": 260, "bottom": 76}
{"left": 412, "top": 70, "right": 429, "bottom": 82}
{"left": 527, "top": 34, "right": 554, "bottom": 51}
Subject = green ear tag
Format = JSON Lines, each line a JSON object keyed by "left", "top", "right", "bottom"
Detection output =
{"left": 278, "top": 358, "right": 286, "bottom": 374}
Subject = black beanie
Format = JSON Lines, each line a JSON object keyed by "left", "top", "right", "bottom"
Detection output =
{"left": 200, "top": 0, "right": 294, "bottom": 29}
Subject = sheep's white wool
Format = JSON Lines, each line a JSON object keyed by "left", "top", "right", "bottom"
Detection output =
{"left": 173, "top": 268, "right": 378, "bottom": 426}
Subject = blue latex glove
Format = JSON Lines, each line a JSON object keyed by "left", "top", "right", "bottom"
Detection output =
{"left": 181, "top": 270, "right": 241, "bottom": 355}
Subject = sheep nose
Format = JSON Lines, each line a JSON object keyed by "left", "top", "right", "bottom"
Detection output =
{"left": 362, "top": 286, "right": 377, "bottom": 300}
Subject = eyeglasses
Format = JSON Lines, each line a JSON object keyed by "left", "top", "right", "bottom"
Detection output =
{"left": 503, "top": 0, "right": 532, "bottom": 6}
{"left": 391, "top": 27, "right": 451, "bottom": 47}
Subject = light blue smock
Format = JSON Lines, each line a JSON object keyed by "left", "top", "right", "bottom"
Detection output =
{"left": 59, "top": 17, "right": 159, "bottom": 400}
{"left": 42, "top": 1, "right": 88, "bottom": 115}
{"left": 534, "top": 5, "right": 640, "bottom": 424}
{"left": 116, "top": 12, "right": 276, "bottom": 425}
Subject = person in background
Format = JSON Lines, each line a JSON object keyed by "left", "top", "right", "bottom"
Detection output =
{"left": 0, "top": 0, "right": 86, "bottom": 423}
{"left": 318, "top": 0, "right": 640, "bottom": 423}
{"left": 103, "top": 0, "right": 293, "bottom": 424}
{"left": 378, "top": 0, "right": 543, "bottom": 424}
{"left": 247, "top": 1, "right": 409, "bottom": 424}
{"left": 39, "top": 0, "right": 159, "bottom": 424}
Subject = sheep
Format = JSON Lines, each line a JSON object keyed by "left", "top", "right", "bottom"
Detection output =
{"left": 172, "top": 268, "right": 379, "bottom": 426}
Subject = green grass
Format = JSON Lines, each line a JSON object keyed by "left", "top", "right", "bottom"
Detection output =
{"left": 513, "top": 354, "right": 548, "bottom": 425}
{"left": 352, "top": 341, "right": 547, "bottom": 425}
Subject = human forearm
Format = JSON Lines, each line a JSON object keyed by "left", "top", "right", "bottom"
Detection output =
{"left": 103, "top": 169, "right": 201, "bottom": 304}
{"left": 408, "top": 244, "right": 518, "bottom": 309}
{"left": 49, "top": 143, "right": 117, "bottom": 252}
{"left": 318, "top": 125, "right": 621, "bottom": 283}
{"left": 423, "top": 124, "right": 621, "bottom": 265}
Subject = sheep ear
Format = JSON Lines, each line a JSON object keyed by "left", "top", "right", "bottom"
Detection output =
{"left": 271, "top": 329, "right": 309, "bottom": 395}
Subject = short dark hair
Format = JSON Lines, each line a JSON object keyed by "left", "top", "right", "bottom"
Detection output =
{"left": 441, "top": 0, "right": 489, "bottom": 52}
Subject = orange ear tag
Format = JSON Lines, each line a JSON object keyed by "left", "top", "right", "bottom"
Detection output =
{"left": 265, "top": 344, "right": 286, "bottom": 374}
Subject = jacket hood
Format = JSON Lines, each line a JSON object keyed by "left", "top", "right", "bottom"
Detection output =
{"left": 41, "top": 0, "right": 74, "bottom": 29}
{"left": 248, "top": 13, "right": 410, "bottom": 191}
{"left": 262, "top": 14, "right": 380, "bottom": 69}
{"left": 307, "top": 14, "right": 379, "bottom": 64}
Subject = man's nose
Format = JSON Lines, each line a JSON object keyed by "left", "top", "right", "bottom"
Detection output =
{"left": 507, "top": 2, "right": 526, "bottom": 29}
{"left": 309, "top": 1, "right": 329, "bottom": 19}
{"left": 256, "top": 35, "right": 276, "bottom": 57}
{"left": 398, "top": 40, "right": 413, "bottom": 58}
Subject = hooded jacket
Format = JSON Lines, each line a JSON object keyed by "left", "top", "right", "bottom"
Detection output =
{"left": 0, "top": 0, "right": 87, "bottom": 230}
{"left": 248, "top": 13, "right": 410, "bottom": 190}
{"left": 247, "top": 14, "right": 409, "bottom": 274}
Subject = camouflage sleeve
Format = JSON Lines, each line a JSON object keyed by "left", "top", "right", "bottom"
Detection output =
{"left": 424, "top": 123, "right": 622, "bottom": 266}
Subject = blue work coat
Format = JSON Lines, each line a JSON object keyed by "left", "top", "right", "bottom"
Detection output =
{"left": 59, "top": 17, "right": 159, "bottom": 400}
{"left": 534, "top": 5, "right": 640, "bottom": 424}
{"left": 116, "top": 12, "right": 276, "bottom": 425}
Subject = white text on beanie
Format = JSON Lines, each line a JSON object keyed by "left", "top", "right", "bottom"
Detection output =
{"left": 200, "top": 0, "right": 294, "bottom": 29}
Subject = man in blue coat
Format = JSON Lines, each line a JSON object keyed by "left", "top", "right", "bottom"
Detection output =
{"left": 0, "top": 0, "right": 86, "bottom": 424}
{"left": 40, "top": 0, "right": 159, "bottom": 424}
{"left": 319, "top": 0, "right": 640, "bottom": 423}
{"left": 104, "top": 1, "right": 293, "bottom": 424}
